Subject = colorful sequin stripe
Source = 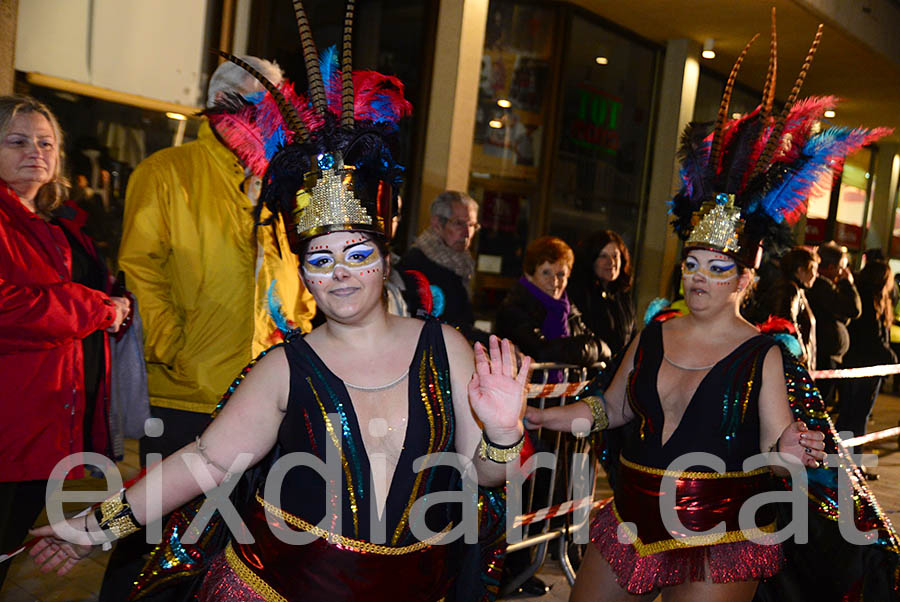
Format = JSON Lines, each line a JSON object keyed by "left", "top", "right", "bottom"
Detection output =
{"left": 309, "top": 377, "right": 360, "bottom": 537}
{"left": 391, "top": 343, "right": 454, "bottom": 545}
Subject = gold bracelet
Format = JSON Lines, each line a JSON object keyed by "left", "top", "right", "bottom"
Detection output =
{"left": 478, "top": 431, "right": 525, "bottom": 463}
{"left": 94, "top": 490, "right": 141, "bottom": 540}
{"left": 582, "top": 395, "right": 609, "bottom": 432}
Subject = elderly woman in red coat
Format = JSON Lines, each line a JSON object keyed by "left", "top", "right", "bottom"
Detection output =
{"left": 0, "top": 95, "right": 130, "bottom": 587}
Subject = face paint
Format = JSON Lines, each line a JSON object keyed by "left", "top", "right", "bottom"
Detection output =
{"left": 303, "top": 241, "right": 383, "bottom": 277}
{"left": 683, "top": 256, "right": 738, "bottom": 282}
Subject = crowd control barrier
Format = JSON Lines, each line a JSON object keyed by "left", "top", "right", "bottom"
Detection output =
{"left": 503, "top": 361, "right": 604, "bottom": 594}
{"left": 810, "top": 363, "right": 900, "bottom": 449}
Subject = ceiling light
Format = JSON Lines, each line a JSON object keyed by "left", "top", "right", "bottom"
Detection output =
{"left": 165, "top": 112, "right": 187, "bottom": 121}
{"left": 595, "top": 56, "right": 608, "bottom": 65}
{"left": 823, "top": 109, "right": 836, "bottom": 119}
{"left": 488, "top": 120, "right": 503, "bottom": 129}
{"left": 497, "top": 99, "right": 511, "bottom": 109}
{"left": 701, "top": 38, "right": 715, "bottom": 60}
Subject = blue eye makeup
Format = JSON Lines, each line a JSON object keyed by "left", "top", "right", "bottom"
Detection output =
{"left": 302, "top": 242, "right": 382, "bottom": 276}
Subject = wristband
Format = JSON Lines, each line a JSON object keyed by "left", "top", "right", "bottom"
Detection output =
{"left": 94, "top": 490, "right": 141, "bottom": 540}
{"left": 478, "top": 431, "right": 525, "bottom": 463}
{"left": 582, "top": 395, "right": 609, "bottom": 432}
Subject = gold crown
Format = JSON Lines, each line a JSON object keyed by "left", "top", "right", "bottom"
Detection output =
{"left": 293, "top": 152, "right": 382, "bottom": 239}
{"left": 686, "top": 193, "right": 744, "bottom": 254}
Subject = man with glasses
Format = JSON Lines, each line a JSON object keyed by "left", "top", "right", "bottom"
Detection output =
{"left": 400, "top": 190, "right": 487, "bottom": 342}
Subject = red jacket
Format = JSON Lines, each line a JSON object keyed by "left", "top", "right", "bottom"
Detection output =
{"left": 0, "top": 181, "right": 116, "bottom": 482}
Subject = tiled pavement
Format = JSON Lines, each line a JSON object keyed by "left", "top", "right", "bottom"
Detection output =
{"left": 4, "top": 392, "right": 900, "bottom": 601}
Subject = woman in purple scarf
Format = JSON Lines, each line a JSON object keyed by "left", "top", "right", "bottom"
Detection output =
{"left": 496, "top": 236, "right": 607, "bottom": 368}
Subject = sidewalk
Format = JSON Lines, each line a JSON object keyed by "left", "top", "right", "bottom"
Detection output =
{"left": 3, "top": 392, "right": 900, "bottom": 601}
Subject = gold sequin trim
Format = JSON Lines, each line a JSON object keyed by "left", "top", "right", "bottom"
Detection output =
{"left": 256, "top": 492, "right": 450, "bottom": 554}
{"left": 611, "top": 502, "right": 777, "bottom": 557}
{"left": 620, "top": 455, "right": 770, "bottom": 480}
{"left": 225, "top": 541, "right": 287, "bottom": 602}
{"left": 391, "top": 349, "right": 439, "bottom": 545}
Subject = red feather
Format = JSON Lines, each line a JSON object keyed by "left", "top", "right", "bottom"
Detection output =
{"left": 207, "top": 106, "right": 269, "bottom": 176}
{"left": 403, "top": 269, "right": 433, "bottom": 315}
{"left": 758, "top": 316, "right": 796, "bottom": 334}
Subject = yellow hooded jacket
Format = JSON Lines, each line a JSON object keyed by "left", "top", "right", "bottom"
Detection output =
{"left": 119, "top": 120, "right": 315, "bottom": 414}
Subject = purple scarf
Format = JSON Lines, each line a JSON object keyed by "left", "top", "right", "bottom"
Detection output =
{"left": 520, "top": 276, "right": 570, "bottom": 339}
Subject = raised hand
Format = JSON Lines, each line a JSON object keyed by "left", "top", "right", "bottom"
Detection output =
{"left": 777, "top": 420, "right": 826, "bottom": 468}
{"left": 467, "top": 335, "right": 532, "bottom": 444}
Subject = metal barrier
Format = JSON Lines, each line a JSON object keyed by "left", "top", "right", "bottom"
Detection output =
{"left": 502, "top": 361, "right": 604, "bottom": 595}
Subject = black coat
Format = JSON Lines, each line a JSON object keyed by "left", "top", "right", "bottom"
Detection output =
{"left": 398, "top": 247, "right": 473, "bottom": 326}
{"left": 766, "top": 277, "right": 816, "bottom": 370}
{"left": 495, "top": 281, "right": 600, "bottom": 366}
{"left": 806, "top": 276, "right": 861, "bottom": 367}
{"left": 844, "top": 292, "right": 896, "bottom": 368}
{"left": 566, "top": 277, "right": 635, "bottom": 357}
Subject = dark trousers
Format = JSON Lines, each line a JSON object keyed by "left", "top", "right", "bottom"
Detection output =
{"left": 0, "top": 480, "right": 48, "bottom": 588}
{"left": 835, "top": 376, "right": 882, "bottom": 458}
{"left": 98, "top": 406, "right": 211, "bottom": 602}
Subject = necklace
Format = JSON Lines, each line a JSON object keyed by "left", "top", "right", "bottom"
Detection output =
{"left": 663, "top": 354, "right": 717, "bottom": 371}
{"left": 344, "top": 369, "right": 410, "bottom": 392}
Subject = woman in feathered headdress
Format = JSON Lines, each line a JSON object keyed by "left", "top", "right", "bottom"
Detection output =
{"left": 524, "top": 9, "right": 898, "bottom": 600}
{"left": 26, "top": 2, "right": 528, "bottom": 600}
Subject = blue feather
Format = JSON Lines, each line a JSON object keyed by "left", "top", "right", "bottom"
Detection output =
{"left": 758, "top": 127, "right": 872, "bottom": 224}
{"left": 430, "top": 285, "right": 446, "bottom": 318}
{"left": 643, "top": 298, "right": 671, "bottom": 325}
{"left": 320, "top": 45, "right": 339, "bottom": 95}
{"left": 774, "top": 333, "right": 803, "bottom": 358}
{"left": 267, "top": 280, "right": 291, "bottom": 335}
{"left": 263, "top": 125, "right": 287, "bottom": 161}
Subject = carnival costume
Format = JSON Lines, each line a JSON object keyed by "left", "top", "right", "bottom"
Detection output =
{"left": 199, "top": 319, "right": 458, "bottom": 601}
{"left": 585, "top": 9, "right": 899, "bottom": 598}
{"left": 590, "top": 319, "right": 784, "bottom": 592}
{"left": 120, "top": 2, "right": 506, "bottom": 600}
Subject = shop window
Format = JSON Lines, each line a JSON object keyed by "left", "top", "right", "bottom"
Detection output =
{"left": 547, "top": 12, "right": 657, "bottom": 254}
{"left": 468, "top": 0, "right": 659, "bottom": 303}
{"left": 468, "top": 0, "right": 555, "bottom": 286}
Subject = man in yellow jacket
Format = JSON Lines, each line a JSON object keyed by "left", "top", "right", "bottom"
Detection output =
{"left": 101, "top": 56, "right": 315, "bottom": 600}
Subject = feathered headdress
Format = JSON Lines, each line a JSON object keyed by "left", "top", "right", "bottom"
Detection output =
{"left": 670, "top": 8, "right": 891, "bottom": 267}
{"left": 206, "top": 0, "right": 412, "bottom": 253}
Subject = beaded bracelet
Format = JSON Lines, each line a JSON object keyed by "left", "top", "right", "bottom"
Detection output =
{"left": 478, "top": 431, "right": 525, "bottom": 463}
{"left": 582, "top": 395, "right": 609, "bottom": 433}
{"left": 94, "top": 490, "right": 141, "bottom": 540}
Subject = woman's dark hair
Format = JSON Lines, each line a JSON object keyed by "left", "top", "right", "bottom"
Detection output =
{"left": 857, "top": 259, "right": 894, "bottom": 330}
{"left": 779, "top": 247, "right": 819, "bottom": 280}
{"left": 572, "top": 230, "right": 633, "bottom": 292}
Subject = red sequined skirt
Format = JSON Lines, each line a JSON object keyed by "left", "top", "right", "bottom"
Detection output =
{"left": 197, "top": 493, "right": 453, "bottom": 601}
{"left": 591, "top": 458, "right": 784, "bottom": 594}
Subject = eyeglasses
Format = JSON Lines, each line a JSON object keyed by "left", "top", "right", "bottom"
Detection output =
{"left": 443, "top": 218, "right": 481, "bottom": 232}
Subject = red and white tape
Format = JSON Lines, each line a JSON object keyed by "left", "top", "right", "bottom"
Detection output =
{"left": 810, "top": 363, "right": 900, "bottom": 380}
{"left": 526, "top": 381, "right": 591, "bottom": 399}
{"left": 513, "top": 496, "right": 607, "bottom": 528}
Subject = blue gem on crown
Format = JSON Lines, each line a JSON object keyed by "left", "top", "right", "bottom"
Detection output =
{"left": 317, "top": 153, "right": 335, "bottom": 171}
